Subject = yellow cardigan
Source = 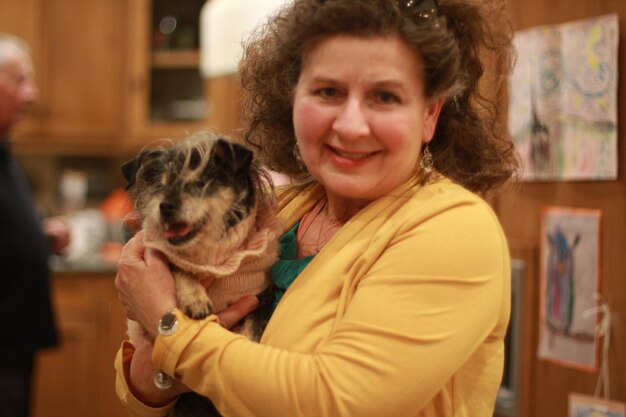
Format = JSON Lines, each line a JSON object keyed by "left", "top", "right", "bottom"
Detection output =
{"left": 115, "top": 174, "right": 511, "bottom": 417}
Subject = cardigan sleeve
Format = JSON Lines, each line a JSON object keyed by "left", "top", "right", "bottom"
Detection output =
{"left": 150, "top": 200, "right": 510, "bottom": 417}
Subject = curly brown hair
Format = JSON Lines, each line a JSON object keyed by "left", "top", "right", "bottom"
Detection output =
{"left": 239, "top": 0, "right": 519, "bottom": 195}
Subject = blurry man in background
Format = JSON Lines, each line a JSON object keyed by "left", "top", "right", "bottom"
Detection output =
{"left": 0, "top": 34, "right": 70, "bottom": 417}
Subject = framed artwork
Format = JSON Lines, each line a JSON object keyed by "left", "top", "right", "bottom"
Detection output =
{"left": 537, "top": 207, "right": 601, "bottom": 370}
{"left": 508, "top": 14, "right": 618, "bottom": 181}
{"left": 569, "top": 393, "right": 625, "bottom": 417}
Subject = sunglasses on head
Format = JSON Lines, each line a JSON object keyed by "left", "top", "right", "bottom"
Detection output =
{"left": 397, "top": 0, "right": 440, "bottom": 21}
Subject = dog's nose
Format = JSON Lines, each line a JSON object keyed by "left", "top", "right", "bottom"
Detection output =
{"left": 159, "top": 201, "right": 177, "bottom": 218}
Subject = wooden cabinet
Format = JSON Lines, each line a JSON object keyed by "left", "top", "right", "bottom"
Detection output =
{"left": 32, "top": 273, "right": 132, "bottom": 417}
{"left": 0, "top": 0, "right": 126, "bottom": 153}
{"left": 1, "top": 0, "right": 244, "bottom": 153}
{"left": 125, "top": 0, "right": 208, "bottom": 148}
{"left": 124, "top": 0, "right": 243, "bottom": 149}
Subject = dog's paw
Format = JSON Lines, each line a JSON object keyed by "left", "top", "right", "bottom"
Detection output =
{"left": 183, "top": 301, "right": 214, "bottom": 320}
{"left": 175, "top": 273, "right": 215, "bottom": 320}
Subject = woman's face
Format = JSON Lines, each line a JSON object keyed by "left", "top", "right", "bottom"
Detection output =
{"left": 293, "top": 35, "right": 443, "bottom": 206}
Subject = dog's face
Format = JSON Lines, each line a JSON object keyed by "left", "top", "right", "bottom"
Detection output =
{"left": 122, "top": 135, "right": 258, "bottom": 246}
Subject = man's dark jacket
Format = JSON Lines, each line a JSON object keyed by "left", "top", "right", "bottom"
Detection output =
{"left": 0, "top": 138, "right": 57, "bottom": 352}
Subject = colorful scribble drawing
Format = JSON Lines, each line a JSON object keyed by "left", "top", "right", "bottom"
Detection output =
{"left": 530, "top": 101, "right": 551, "bottom": 174}
{"left": 508, "top": 14, "right": 618, "bottom": 180}
{"left": 546, "top": 226, "right": 580, "bottom": 335}
{"left": 539, "top": 208, "right": 601, "bottom": 370}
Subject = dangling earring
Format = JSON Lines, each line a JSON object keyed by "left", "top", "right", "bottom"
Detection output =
{"left": 420, "top": 144, "right": 433, "bottom": 175}
{"left": 293, "top": 142, "right": 306, "bottom": 170}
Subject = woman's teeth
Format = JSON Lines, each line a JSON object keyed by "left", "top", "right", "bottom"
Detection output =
{"left": 333, "top": 148, "right": 373, "bottom": 159}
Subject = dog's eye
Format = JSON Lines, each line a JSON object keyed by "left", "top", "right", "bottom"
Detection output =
{"left": 189, "top": 149, "right": 201, "bottom": 169}
{"left": 138, "top": 163, "right": 164, "bottom": 184}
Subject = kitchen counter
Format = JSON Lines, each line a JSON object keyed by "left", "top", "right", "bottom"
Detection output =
{"left": 49, "top": 255, "right": 118, "bottom": 274}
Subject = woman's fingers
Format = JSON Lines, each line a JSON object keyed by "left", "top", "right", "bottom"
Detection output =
{"left": 199, "top": 276, "right": 216, "bottom": 289}
{"left": 115, "top": 230, "right": 178, "bottom": 335}
{"left": 144, "top": 246, "right": 168, "bottom": 267}
{"left": 117, "top": 231, "right": 262, "bottom": 333}
{"left": 217, "top": 295, "right": 260, "bottom": 329}
{"left": 118, "top": 230, "right": 146, "bottom": 264}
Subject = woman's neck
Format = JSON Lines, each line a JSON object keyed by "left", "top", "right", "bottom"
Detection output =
{"left": 324, "top": 191, "right": 370, "bottom": 224}
{"left": 296, "top": 190, "right": 369, "bottom": 258}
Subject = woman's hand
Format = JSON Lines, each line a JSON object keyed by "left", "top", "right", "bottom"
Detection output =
{"left": 218, "top": 295, "right": 260, "bottom": 329}
{"left": 117, "top": 231, "right": 261, "bottom": 406}
{"left": 115, "top": 231, "right": 178, "bottom": 339}
{"left": 199, "top": 277, "right": 260, "bottom": 329}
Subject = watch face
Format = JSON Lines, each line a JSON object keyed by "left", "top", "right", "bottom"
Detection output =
{"left": 161, "top": 312, "right": 177, "bottom": 330}
{"left": 159, "top": 310, "right": 179, "bottom": 336}
{"left": 153, "top": 370, "right": 174, "bottom": 390}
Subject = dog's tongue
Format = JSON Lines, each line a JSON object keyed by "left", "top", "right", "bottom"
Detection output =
{"left": 165, "top": 222, "right": 191, "bottom": 239}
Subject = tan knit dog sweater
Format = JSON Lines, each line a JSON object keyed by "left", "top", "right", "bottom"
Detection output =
{"left": 143, "top": 202, "right": 282, "bottom": 313}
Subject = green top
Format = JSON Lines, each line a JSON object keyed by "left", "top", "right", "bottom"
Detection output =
{"left": 271, "top": 223, "right": 314, "bottom": 307}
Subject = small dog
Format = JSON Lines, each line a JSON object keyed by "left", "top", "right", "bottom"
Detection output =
{"left": 122, "top": 131, "right": 281, "bottom": 416}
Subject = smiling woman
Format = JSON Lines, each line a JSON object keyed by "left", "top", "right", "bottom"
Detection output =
{"left": 113, "top": 1, "right": 520, "bottom": 417}
{"left": 293, "top": 35, "right": 443, "bottom": 210}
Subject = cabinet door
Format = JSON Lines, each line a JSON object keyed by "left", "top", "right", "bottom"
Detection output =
{"left": 32, "top": 274, "right": 133, "bottom": 417}
{"left": 37, "top": 0, "right": 125, "bottom": 149}
{"left": 32, "top": 278, "right": 102, "bottom": 417}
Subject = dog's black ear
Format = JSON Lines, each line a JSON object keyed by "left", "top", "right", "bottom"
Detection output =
{"left": 213, "top": 138, "right": 253, "bottom": 173}
{"left": 121, "top": 157, "right": 141, "bottom": 190}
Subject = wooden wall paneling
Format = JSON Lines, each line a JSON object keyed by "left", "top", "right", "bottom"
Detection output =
{"left": 496, "top": 1, "right": 626, "bottom": 416}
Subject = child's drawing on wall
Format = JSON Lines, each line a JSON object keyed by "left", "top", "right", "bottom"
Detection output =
{"left": 508, "top": 14, "right": 618, "bottom": 181}
{"left": 538, "top": 207, "right": 601, "bottom": 371}
{"left": 545, "top": 226, "right": 580, "bottom": 335}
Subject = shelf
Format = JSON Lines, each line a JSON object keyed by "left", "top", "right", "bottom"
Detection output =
{"left": 151, "top": 50, "right": 200, "bottom": 69}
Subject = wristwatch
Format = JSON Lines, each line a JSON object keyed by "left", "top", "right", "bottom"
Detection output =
{"left": 158, "top": 308, "right": 179, "bottom": 337}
